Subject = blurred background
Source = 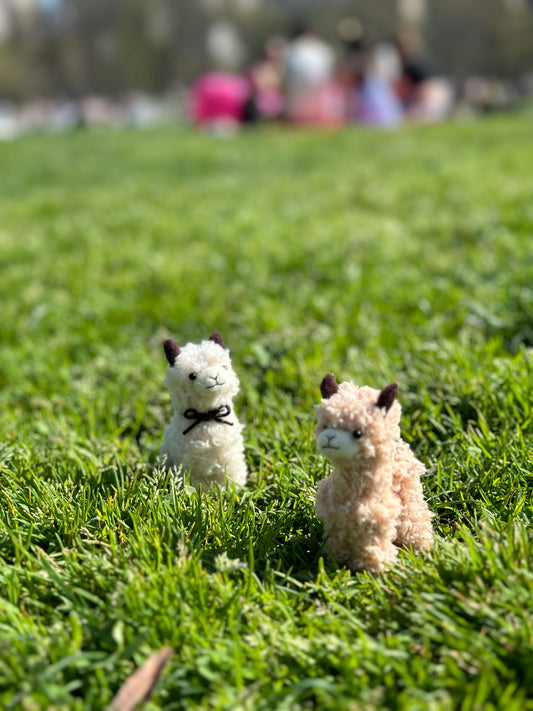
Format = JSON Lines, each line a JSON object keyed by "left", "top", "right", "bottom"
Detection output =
{"left": 1, "top": 0, "right": 533, "bottom": 137}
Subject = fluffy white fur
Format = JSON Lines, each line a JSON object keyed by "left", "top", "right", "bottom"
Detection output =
{"left": 314, "top": 374, "right": 433, "bottom": 573}
{"left": 159, "top": 333, "right": 248, "bottom": 489}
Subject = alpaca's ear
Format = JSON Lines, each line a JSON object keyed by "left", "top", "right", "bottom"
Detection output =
{"left": 376, "top": 383, "right": 398, "bottom": 412}
{"left": 163, "top": 339, "right": 181, "bottom": 366}
{"left": 320, "top": 373, "right": 339, "bottom": 399}
{"left": 209, "top": 332, "right": 226, "bottom": 349}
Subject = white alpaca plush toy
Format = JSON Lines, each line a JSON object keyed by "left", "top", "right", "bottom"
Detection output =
{"left": 159, "top": 332, "right": 248, "bottom": 489}
{"left": 314, "top": 374, "right": 434, "bottom": 573}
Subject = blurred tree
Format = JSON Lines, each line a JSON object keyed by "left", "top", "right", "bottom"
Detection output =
{"left": 0, "top": 0, "right": 532, "bottom": 99}
{"left": 424, "top": 0, "right": 533, "bottom": 78}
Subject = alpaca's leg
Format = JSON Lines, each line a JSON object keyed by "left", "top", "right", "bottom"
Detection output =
{"left": 322, "top": 532, "right": 356, "bottom": 565}
{"left": 349, "top": 539, "right": 398, "bottom": 573}
{"left": 347, "top": 497, "right": 400, "bottom": 573}
{"left": 396, "top": 513, "right": 434, "bottom": 551}
{"left": 393, "top": 461, "right": 434, "bottom": 551}
{"left": 226, "top": 456, "right": 248, "bottom": 488}
{"left": 395, "top": 492, "right": 434, "bottom": 551}
{"left": 315, "top": 477, "right": 332, "bottom": 521}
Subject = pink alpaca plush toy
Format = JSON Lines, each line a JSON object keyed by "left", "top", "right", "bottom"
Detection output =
{"left": 314, "top": 374, "right": 434, "bottom": 573}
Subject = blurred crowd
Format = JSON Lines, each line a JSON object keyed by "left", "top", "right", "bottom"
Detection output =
{"left": 190, "top": 22, "right": 457, "bottom": 132}
{"left": 191, "top": 19, "right": 533, "bottom": 133}
{"left": 0, "top": 20, "right": 530, "bottom": 141}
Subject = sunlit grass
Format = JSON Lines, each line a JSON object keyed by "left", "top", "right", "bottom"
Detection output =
{"left": 0, "top": 117, "right": 532, "bottom": 709}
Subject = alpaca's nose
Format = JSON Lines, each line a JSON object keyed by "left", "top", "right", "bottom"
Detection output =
{"left": 206, "top": 371, "right": 224, "bottom": 388}
{"left": 326, "top": 433, "right": 336, "bottom": 445}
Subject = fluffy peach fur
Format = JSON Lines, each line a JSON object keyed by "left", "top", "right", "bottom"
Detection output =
{"left": 314, "top": 381, "right": 433, "bottom": 573}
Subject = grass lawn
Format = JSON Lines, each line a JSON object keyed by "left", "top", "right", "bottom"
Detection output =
{"left": 0, "top": 116, "right": 532, "bottom": 710}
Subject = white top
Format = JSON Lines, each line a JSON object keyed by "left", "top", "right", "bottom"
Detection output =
{"left": 285, "top": 36, "right": 335, "bottom": 87}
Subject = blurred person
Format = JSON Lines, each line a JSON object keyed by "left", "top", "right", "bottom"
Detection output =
{"left": 394, "top": 27, "right": 430, "bottom": 108}
{"left": 283, "top": 22, "right": 344, "bottom": 126}
{"left": 353, "top": 42, "right": 404, "bottom": 128}
{"left": 408, "top": 77, "right": 454, "bottom": 122}
{"left": 337, "top": 20, "right": 403, "bottom": 129}
{"left": 336, "top": 17, "right": 366, "bottom": 100}
{"left": 189, "top": 72, "right": 250, "bottom": 134}
{"left": 394, "top": 28, "right": 454, "bottom": 123}
{"left": 244, "top": 36, "right": 286, "bottom": 123}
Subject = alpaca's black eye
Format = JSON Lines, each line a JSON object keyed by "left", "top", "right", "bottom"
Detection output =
{"left": 352, "top": 430, "right": 362, "bottom": 439}
{"left": 189, "top": 373, "right": 197, "bottom": 380}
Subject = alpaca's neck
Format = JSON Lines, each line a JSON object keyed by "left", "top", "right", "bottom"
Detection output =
{"left": 171, "top": 391, "right": 231, "bottom": 414}
{"left": 333, "top": 448, "right": 393, "bottom": 497}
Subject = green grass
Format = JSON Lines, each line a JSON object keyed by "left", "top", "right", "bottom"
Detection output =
{"left": 0, "top": 116, "right": 532, "bottom": 710}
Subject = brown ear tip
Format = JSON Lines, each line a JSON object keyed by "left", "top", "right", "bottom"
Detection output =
{"left": 320, "top": 373, "right": 339, "bottom": 399}
{"left": 163, "top": 339, "right": 181, "bottom": 365}
{"left": 376, "top": 383, "right": 398, "bottom": 411}
{"left": 209, "top": 332, "right": 226, "bottom": 349}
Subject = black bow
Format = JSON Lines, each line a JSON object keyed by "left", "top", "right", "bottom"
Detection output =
{"left": 182, "top": 404, "right": 233, "bottom": 435}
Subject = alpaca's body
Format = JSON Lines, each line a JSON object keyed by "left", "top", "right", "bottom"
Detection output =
{"left": 159, "top": 333, "right": 247, "bottom": 489}
{"left": 314, "top": 377, "right": 433, "bottom": 573}
{"left": 160, "top": 406, "right": 247, "bottom": 489}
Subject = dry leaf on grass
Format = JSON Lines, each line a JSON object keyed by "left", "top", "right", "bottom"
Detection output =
{"left": 108, "top": 646, "right": 173, "bottom": 711}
